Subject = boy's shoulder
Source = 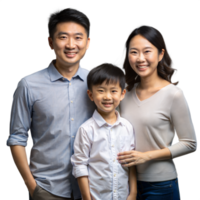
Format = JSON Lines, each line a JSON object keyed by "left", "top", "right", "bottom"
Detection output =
{"left": 79, "top": 116, "right": 96, "bottom": 132}
{"left": 119, "top": 116, "right": 134, "bottom": 129}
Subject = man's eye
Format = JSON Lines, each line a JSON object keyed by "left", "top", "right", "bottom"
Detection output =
{"left": 76, "top": 37, "right": 82, "bottom": 40}
{"left": 145, "top": 51, "right": 150, "bottom": 53}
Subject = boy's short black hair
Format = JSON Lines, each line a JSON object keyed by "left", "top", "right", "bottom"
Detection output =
{"left": 87, "top": 63, "right": 125, "bottom": 91}
{"left": 48, "top": 8, "right": 90, "bottom": 38}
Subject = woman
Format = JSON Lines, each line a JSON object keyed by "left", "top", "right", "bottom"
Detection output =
{"left": 118, "top": 26, "right": 196, "bottom": 200}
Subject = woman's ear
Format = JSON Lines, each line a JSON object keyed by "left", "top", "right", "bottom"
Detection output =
{"left": 159, "top": 49, "right": 165, "bottom": 62}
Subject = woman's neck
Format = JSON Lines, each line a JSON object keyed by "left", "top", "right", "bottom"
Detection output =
{"left": 139, "top": 73, "right": 161, "bottom": 89}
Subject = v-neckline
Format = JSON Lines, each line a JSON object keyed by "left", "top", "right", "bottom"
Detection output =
{"left": 133, "top": 83, "right": 172, "bottom": 106}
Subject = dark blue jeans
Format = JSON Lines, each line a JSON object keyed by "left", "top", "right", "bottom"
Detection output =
{"left": 137, "top": 178, "right": 180, "bottom": 200}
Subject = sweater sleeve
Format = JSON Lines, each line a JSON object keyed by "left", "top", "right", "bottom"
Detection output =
{"left": 168, "top": 89, "right": 197, "bottom": 158}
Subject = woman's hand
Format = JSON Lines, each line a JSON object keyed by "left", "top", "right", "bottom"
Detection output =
{"left": 117, "top": 148, "right": 172, "bottom": 167}
{"left": 117, "top": 150, "right": 150, "bottom": 167}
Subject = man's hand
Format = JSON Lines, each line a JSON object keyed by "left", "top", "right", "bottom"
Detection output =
{"left": 27, "top": 179, "right": 37, "bottom": 197}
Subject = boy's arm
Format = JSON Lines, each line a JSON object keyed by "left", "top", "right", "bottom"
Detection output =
{"left": 127, "top": 166, "right": 137, "bottom": 200}
{"left": 77, "top": 176, "right": 91, "bottom": 200}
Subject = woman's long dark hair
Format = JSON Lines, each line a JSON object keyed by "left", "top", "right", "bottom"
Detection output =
{"left": 123, "top": 26, "right": 178, "bottom": 91}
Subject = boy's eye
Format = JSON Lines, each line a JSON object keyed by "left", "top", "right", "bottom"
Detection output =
{"left": 98, "top": 90, "right": 104, "bottom": 92}
{"left": 112, "top": 90, "right": 117, "bottom": 93}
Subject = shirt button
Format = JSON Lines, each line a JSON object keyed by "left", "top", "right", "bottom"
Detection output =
{"left": 71, "top": 100, "right": 73, "bottom": 103}
{"left": 114, "top": 174, "right": 116, "bottom": 177}
{"left": 112, "top": 145, "right": 114, "bottom": 147}
{"left": 113, "top": 159, "right": 115, "bottom": 162}
{"left": 69, "top": 83, "right": 71, "bottom": 86}
{"left": 62, "top": 77, "right": 65, "bottom": 81}
{"left": 114, "top": 190, "right": 116, "bottom": 193}
{"left": 72, "top": 136, "right": 74, "bottom": 138}
{"left": 71, "top": 118, "right": 74, "bottom": 121}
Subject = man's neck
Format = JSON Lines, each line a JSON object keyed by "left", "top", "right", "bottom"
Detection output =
{"left": 54, "top": 60, "right": 80, "bottom": 81}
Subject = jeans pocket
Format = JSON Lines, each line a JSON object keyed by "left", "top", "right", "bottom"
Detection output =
{"left": 147, "top": 180, "right": 172, "bottom": 188}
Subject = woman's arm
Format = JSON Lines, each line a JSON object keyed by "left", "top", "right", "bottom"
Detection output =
{"left": 77, "top": 176, "right": 91, "bottom": 200}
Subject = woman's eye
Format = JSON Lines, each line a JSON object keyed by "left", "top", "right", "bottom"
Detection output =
{"left": 131, "top": 51, "right": 137, "bottom": 54}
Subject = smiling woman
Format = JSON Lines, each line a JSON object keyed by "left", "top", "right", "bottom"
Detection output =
{"left": 119, "top": 26, "right": 197, "bottom": 200}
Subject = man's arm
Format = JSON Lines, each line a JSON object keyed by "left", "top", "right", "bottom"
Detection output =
{"left": 77, "top": 176, "right": 91, "bottom": 200}
{"left": 127, "top": 166, "right": 137, "bottom": 200}
{"left": 10, "top": 146, "right": 36, "bottom": 197}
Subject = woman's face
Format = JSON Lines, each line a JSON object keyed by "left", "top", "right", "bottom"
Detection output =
{"left": 128, "top": 34, "right": 164, "bottom": 79}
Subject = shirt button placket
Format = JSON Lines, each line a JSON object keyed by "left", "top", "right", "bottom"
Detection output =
{"left": 110, "top": 128, "right": 118, "bottom": 200}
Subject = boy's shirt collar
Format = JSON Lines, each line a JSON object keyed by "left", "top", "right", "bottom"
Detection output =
{"left": 48, "top": 60, "right": 85, "bottom": 82}
{"left": 92, "top": 109, "right": 124, "bottom": 127}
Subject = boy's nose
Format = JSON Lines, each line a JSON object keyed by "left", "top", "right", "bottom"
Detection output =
{"left": 104, "top": 93, "right": 111, "bottom": 99}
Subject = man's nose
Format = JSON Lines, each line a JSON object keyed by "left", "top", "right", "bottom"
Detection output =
{"left": 66, "top": 38, "right": 76, "bottom": 49}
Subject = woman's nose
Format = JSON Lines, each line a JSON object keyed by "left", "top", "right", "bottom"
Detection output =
{"left": 137, "top": 53, "right": 145, "bottom": 62}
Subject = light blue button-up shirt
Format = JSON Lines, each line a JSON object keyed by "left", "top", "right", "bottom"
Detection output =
{"left": 71, "top": 110, "right": 135, "bottom": 200}
{"left": 7, "top": 61, "right": 96, "bottom": 199}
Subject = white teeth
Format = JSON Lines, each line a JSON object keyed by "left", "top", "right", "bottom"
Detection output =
{"left": 138, "top": 66, "right": 147, "bottom": 69}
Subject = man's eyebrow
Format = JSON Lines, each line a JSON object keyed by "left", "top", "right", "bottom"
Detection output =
{"left": 129, "top": 47, "right": 152, "bottom": 51}
{"left": 57, "top": 32, "right": 84, "bottom": 36}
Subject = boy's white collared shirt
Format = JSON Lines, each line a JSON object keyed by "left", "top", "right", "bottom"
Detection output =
{"left": 71, "top": 110, "right": 135, "bottom": 200}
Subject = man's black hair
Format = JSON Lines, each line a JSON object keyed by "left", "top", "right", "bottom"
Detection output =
{"left": 46, "top": 7, "right": 91, "bottom": 39}
{"left": 87, "top": 63, "right": 125, "bottom": 91}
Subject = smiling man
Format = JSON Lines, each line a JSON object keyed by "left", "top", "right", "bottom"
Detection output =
{"left": 7, "top": 8, "right": 95, "bottom": 200}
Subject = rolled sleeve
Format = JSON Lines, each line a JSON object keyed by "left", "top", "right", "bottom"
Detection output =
{"left": 168, "top": 89, "right": 197, "bottom": 158}
{"left": 71, "top": 127, "right": 91, "bottom": 178}
{"left": 7, "top": 78, "right": 32, "bottom": 147}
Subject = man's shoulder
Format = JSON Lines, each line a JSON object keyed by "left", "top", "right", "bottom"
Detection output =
{"left": 22, "top": 68, "right": 48, "bottom": 82}
{"left": 79, "top": 67, "right": 89, "bottom": 78}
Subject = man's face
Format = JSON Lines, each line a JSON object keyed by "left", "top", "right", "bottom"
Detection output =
{"left": 49, "top": 22, "right": 90, "bottom": 68}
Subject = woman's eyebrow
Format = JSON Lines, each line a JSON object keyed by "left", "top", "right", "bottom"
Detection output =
{"left": 129, "top": 46, "right": 153, "bottom": 50}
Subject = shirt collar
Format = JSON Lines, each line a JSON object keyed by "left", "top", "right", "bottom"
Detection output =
{"left": 92, "top": 110, "right": 124, "bottom": 128}
{"left": 48, "top": 60, "right": 85, "bottom": 82}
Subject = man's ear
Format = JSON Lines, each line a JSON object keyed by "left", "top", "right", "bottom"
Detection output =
{"left": 87, "top": 37, "right": 92, "bottom": 51}
{"left": 87, "top": 89, "right": 94, "bottom": 101}
{"left": 48, "top": 37, "right": 54, "bottom": 49}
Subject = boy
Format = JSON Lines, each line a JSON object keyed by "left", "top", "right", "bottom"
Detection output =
{"left": 71, "top": 63, "right": 137, "bottom": 200}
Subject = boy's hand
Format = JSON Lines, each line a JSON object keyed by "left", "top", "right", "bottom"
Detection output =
{"left": 126, "top": 194, "right": 137, "bottom": 200}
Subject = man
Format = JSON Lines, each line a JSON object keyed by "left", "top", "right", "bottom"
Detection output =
{"left": 7, "top": 8, "right": 95, "bottom": 200}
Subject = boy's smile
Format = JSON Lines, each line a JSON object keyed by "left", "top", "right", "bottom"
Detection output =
{"left": 87, "top": 81, "right": 126, "bottom": 120}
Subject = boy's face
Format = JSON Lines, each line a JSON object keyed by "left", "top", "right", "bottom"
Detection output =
{"left": 87, "top": 81, "right": 126, "bottom": 116}
{"left": 48, "top": 21, "right": 90, "bottom": 69}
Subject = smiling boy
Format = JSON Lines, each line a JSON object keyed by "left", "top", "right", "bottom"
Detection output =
{"left": 7, "top": 8, "right": 95, "bottom": 200}
{"left": 71, "top": 64, "right": 137, "bottom": 200}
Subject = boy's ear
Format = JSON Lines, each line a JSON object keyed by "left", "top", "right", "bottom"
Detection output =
{"left": 87, "top": 90, "right": 94, "bottom": 101}
{"left": 120, "top": 89, "right": 126, "bottom": 101}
